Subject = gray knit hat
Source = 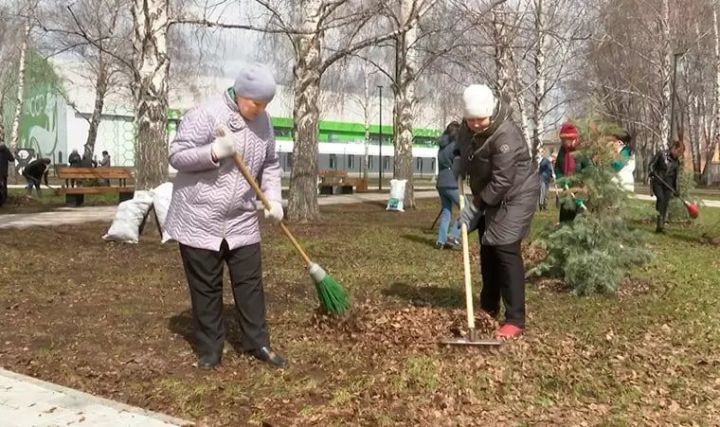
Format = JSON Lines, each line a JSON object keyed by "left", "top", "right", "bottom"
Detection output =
{"left": 233, "top": 63, "right": 276, "bottom": 103}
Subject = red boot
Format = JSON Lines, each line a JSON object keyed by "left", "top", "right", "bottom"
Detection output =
{"left": 495, "top": 324, "right": 524, "bottom": 340}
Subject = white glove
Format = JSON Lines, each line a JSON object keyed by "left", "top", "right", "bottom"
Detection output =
{"left": 210, "top": 131, "right": 236, "bottom": 161}
{"left": 264, "top": 201, "right": 284, "bottom": 224}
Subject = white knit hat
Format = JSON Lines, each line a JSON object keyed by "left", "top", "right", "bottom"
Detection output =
{"left": 463, "top": 84, "right": 496, "bottom": 118}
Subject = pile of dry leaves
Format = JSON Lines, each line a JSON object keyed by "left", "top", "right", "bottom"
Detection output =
{"left": 312, "top": 301, "right": 499, "bottom": 350}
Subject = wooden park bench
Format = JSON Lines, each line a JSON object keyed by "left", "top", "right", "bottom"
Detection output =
{"left": 56, "top": 166, "right": 134, "bottom": 206}
{"left": 318, "top": 170, "right": 368, "bottom": 195}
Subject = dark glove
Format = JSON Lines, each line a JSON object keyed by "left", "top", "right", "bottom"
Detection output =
{"left": 459, "top": 200, "right": 483, "bottom": 232}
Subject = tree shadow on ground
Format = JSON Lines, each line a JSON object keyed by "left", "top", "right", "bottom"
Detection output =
{"left": 382, "top": 282, "right": 464, "bottom": 309}
{"left": 400, "top": 233, "right": 439, "bottom": 248}
{"left": 664, "top": 229, "right": 720, "bottom": 246}
{"left": 168, "top": 305, "right": 249, "bottom": 356}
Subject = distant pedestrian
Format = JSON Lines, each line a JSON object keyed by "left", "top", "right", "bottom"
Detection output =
{"left": 434, "top": 121, "right": 463, "bottom": 249}
{"left": 0, "top": 144, "right": 15, "bottom": 207}
{"left": 99, "top": 151, "right": 111, "bottom": 185}
{"left": 537, "top": 149, "right": 554, "bottom": 211}
{"left": 99, "top": 151, "right": 111, "bottom": 167}
{"left": 22, "top": 158, "right": 51, "bottom": 197}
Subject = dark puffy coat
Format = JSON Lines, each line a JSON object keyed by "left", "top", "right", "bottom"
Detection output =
{"left": 0, "top": 145, "right": 14, "bottom": 178}
{"left": 454, "top": 99, "right": 539, "bottom": 246}
{"left": 649, "top": 149, "right": 680, "bottom": 191}
{"left": 68, "top": 151, "right": 82, "bottom": 167}
{"left": 22, "top": 159, "right": 49, "bottom": 184}
{"left": 538, "top": 157, "right": 553, "bottom": 184}
{"left": 436, "top": 134, "right": 458, "bottom": 189}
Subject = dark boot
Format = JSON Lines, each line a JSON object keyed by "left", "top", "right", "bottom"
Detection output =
{"left": 655, "top": 214, "right": 664, "bottom": 233}
{"left": 249, "top": 346, "right": 287, "bottom": 369}
{"left": 197, "top": 353, "right": 221, "bottom": 369}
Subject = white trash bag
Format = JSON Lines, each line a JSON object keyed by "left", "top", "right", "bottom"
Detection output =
{"left": 386, "top": 179, "right": 407, "bottom": 212}
{"left": 617, "top": 156, "right": 636, "bottom": 192}
{"left": 151, "top": 182, "right": 174, "bottom": 243}
{"left": 102, "top": 191, "right": 154, "bottom": 244}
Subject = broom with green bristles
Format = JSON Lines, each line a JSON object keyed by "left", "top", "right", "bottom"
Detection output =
{"left": 231, "top": 152, "right": 350, "bottom": 316}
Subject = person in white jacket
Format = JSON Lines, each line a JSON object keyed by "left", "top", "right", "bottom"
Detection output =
{"left": 610, "top": 131, "right": 635, "bottom": 192}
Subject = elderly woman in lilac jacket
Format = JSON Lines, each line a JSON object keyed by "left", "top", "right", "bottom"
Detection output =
{"left": 165, "top": 63, "right": 286, "bottom": 370}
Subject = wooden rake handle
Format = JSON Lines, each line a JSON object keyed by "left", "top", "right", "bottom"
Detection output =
{"left": 458, "top": 178, "right": 475, "bottom": 331}
{"left": 231, "top": 153, "right": 312, "bottom": 266}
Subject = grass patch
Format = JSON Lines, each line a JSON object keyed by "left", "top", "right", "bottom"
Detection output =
{"left": 0, "top": 199, "right": 719, "bottom": 425}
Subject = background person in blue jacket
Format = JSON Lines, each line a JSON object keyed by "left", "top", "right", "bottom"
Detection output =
{"left": 537, "top": 148, "right": 554, "bottom": 211}
{"left": 435, "top": 121, "right": 462, "bottom": 249}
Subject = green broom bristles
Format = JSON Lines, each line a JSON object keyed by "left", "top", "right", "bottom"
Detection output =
{"left": 315, "top": 275, "right": 350, "bottom": 315}
{"left": 308, "top": 262, "right": 350, "bottom": 315}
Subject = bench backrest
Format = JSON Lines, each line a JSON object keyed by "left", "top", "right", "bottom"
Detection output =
{"left": 57, "top": 166, "right": 133, "bottom": 179}
{"left": 318, "top": 170, "right": 348, "bottom": 178}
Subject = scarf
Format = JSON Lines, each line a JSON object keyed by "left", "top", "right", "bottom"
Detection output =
{"left": 562, "top": 147, "right": 576, "bottom": 176}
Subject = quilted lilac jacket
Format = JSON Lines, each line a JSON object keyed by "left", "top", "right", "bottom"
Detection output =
{"left": 164, "top": 92, "right": 282, "bottom": 251}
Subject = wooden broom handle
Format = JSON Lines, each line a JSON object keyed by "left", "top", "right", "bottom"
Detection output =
{"left": 232, "top": 153, "right": 312, "bottom": 266}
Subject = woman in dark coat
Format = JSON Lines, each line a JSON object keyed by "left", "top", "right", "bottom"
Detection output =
{"left": 0, "top": 144, "right": 14, "bottom": 207}
{"left": 649, "top": 140, "right": 684, "bottom": 233}
{"left": 455, "top": 84, "right": 540, "bottom": 339}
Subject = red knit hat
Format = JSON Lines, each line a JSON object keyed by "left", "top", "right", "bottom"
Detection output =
{"left": 559, "top": 122, "right": 578, "bottom": 140}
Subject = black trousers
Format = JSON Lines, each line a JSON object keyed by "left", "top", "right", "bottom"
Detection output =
{"left": 23, "top": 173, "right": 41, "bottom": 195}
{"left": 179, "top": 241, "right": 269, "bottom": 358}
{"left": 558, "top": 204, "right": 578, "bottom": 223}
{"left": 0, "top": 178, "right": 7, "bottom": 207}
{"left": 652, "top": 180, "right": 674, "bottom": 230}
{"left": 479, "top": 236, "right": 526, "bottom": 328}
{"left": 652, "top": 180, "right": 673, "bottom": 217}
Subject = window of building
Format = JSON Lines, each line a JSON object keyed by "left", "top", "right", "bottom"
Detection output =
{"left": 273, "top": 127, "right": 293, "bottom": 138}
{"left": 329, "top": 154, "right": 337, "bottom": 169}
{"left": 347, "top": 155, "right": 354, "bottom": 169}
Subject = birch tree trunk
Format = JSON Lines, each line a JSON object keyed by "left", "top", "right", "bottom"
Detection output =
{"left": 688, "top": 95, "right": 701, "bottom": 180}
{"left": 510, "top": 54, "right": 532, "bottom": 156}
{"left": 84, "top": 54, "right": 109, "bottom": 160}
{"left": 492, "top": 4, "right": 511, "bottom": 95}
{"left": 131, "top": 0, "right": 170, "bottom": 190}
{"left": 10, "top": 22, "right": 30, "bottom": 151}
{"left": 658, "top": 0, "right": 672, "bottom": 150}
{"left": 363, "top": 70, "right": 370, "bottom": 181}
{"left": 0, "top": 95, "right": 5, "bottom": 146}
{"left": 288, "top": 0, "right": 322, "bottom": 222}
{"left": 532, "top": 0, "right": 546, "bottom": 164}
{"left": 393, "top": 0, "right": 418, "bottom": 209}
{"left": 704, "top": 6, "right": 720, "bottom": 185}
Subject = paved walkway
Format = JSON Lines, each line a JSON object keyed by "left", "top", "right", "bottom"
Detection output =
{"left": 0, "top": 369, "right": 192, "bottom": 427}
{"left": 2, "top": 190, "right": 718, "bottom": 230}
{"left": 634, "top": 193, "right": 720, "bottom": 208}
{"left": 0, "top": 190, "right": 439, "bottom": 230}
